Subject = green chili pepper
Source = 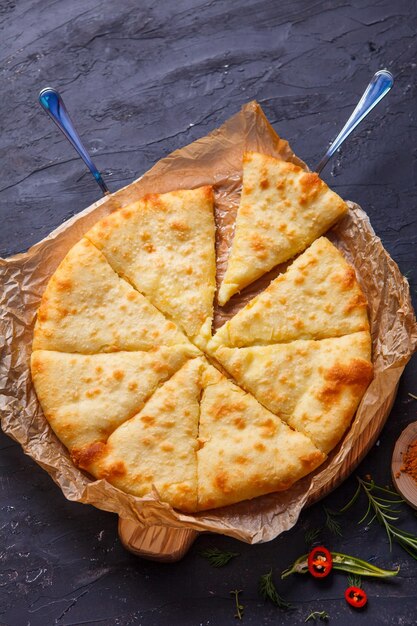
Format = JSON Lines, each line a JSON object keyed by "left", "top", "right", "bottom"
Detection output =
{"left": 281, "top": 551, "right": 399, "bottom": 580}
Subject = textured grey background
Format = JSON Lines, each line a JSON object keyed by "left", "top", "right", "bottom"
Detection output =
{"left": 1, "top": 1, "right": 417, "bottom": 624}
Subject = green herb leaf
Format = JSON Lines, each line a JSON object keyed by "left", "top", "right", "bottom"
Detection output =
{"left": 230, "top": 589, "right": 244, "bottom": 620}
{"left": 304, "top": 528, "right": 321, "bottom": 546}
{"left": 347, "top": 573, "right": 362, "bottom": 588}
{"left": 305, "top": 610, "right": 329, "bottom": 622}
{"left": 259, "top": 569, "right": 293, "bottom": 610}
{"left": 323, "top": 506, "right": 343, "bottom": 536}
{"left": 348, "top": 477, "right": 417, "bottom": 561}
{"left": 199, "top": 546, "right": 239, "bottom": 567}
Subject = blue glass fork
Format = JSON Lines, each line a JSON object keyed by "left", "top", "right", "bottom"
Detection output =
{"left": 38, "top": 87, "right": 110, "bottom": 195}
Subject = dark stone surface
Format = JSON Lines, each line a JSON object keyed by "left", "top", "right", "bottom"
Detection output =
{"left": 1, "top": 1, "right": 416, "bottom": 624}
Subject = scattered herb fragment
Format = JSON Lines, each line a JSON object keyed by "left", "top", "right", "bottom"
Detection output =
{"left": 304, "top": 527, "right": 321, "bottom": 547}
{"left": 307, "top": 546, "right": 333, "bottom": 578}
{"left": 305, "top": 610, "right": 330, "bottom": 622}
{"left": 345, "top": 586, "right": 367, "bottom": 609}
{"left": 282, "top": 551, "right": 398, "bottom": 579}
{"left": 408, "top": 392, "right": 417, "bottom": 400}
{"left": 230, "top": 589, "right": 244, "bottom": 620}
{"left": 259, "top": 569, "right": 293, "bottom": 610}
{"left": 199, "top": 546, "right": 239, "bottom": 567}
{"left": 340, "top": 477, "right": 417, "bottom": 560}
{"left": 347, "top": 573, "right": 362, "bottom": 588}
{"left": 323, "top": 506, "right": 343, "bottom": 536}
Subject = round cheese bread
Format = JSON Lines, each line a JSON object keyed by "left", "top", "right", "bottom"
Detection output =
{"left": 31, "top": 176, "right": 373, "bottom": 513}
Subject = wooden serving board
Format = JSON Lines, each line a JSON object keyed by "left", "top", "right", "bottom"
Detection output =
{"left": 118, "top": 384, "right": 399, "bottom": 561}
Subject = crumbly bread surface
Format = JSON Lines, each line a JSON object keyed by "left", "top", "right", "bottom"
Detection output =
{"left": 218, "top": 152, "right": 347, "bottom": 305}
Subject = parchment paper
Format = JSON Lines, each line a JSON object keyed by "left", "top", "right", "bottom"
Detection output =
{"left": 1, "top": 102, "right": 416, "bottom": 543}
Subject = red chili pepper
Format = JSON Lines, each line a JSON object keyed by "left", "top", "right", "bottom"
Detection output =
{"left": 345, "top": 586, "right": 367, "bottom": 608}
{"left": 307, "top": 546, "right": 333, "bottom": 578}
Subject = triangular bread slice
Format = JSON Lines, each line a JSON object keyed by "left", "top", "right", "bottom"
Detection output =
{"left": 86, "top": 187, "right": 216, "bottom": 348}
{"left": 81, "top": 358, "right": 204, "bottom": 513}
{"left": 211, "top": 237, "right": 369, "bottom": 350}
{"left": 196, "top": 361, "right": 325, "bottom": 510}
{"left": 33, "top": 238, "right": 192, "bottom": 353}
{"left": 31, "top": 344, "right": 198, "bottom": 464}
{"left": 218, "top": 152, "right": 348, "bottom": 305}
{"left": 214, "top": 332, "right": 373, "bottom": 454}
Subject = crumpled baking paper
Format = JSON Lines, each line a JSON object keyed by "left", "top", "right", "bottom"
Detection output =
{"left": 1, "top": 102, "right": 416, "bottom": 543}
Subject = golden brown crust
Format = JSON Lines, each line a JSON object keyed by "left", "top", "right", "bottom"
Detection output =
{"left": 218, "top": 152, "right": 348, "bottom": 304}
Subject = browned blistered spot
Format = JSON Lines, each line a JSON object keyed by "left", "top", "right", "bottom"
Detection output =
{"left": 185, "top": 266, "right": 193, "bottom": 275}
{"left": 293, "top": 318, "right": 305, "bottom": 330}
{"left": 235, "top": 455, "right": 248, "bottom": 465}
{"left": 197, "top": 439, "right": 205, "bottom": 451}
{"left": 101, "top": 460, "right": 127, "bottom": 480}
{"left": 294, "top": 275, "right": 305, "bottom": 285}
{"left": 260, "top": 417, "right": 277, "bottom": 438}
{"left": 85, "top": 388, "right": 101, "bottom": 398}
{"left": 301, "top": 451, "right": 325, "bottom": 469}
{"left": 162, "top": 420, "right": 175, "bottom": 428}
{"left": 260, "top": 178, "right": 269, "bottom": 190}
{"left": 324, "top": 303, "right": 335, "bottom": 314}
{"left": 151, "top": 361, "right": 169, "bottom": 374}
{"left": 233, "top": 417, "right": 246, "bottom": 430}
{"left": 317, "top": 360, "right": 373, "bottom": 408}
{"left": 254, "top": 442, "right": 266, "bottom": 452}
{"left": 72, "top": 441, "right": 106, "bottom": 469}
{"left": 212, "top": 401, "right": 246, "bottom": 420}
{"left": 344, "top": 292, "right": 368, "bottom": 314}
{"left": 332, "top": 266, "right": 356, "bottom": 290}
{"left": 171, "top": 220, "right": 190, "bottom": 232}
{"left": 276, "top": 180, "right": 285, "bottom": 191}
{"left": 143, "top": 242, "right": 155, "bottom": 253}
{"left": 128, "top": 381, "right": 138, "bottom": 392}
{"left": 56, "top": 278, "right": 72, "bottom": 292}
{"left": 122, "top": 208, "right": 133, "bottom": 219}
{"left": 214, "top": 471, "right": 232, "bottom": 494}
{"left": 127, "top": 291, "right": 137, "bottom": 302}
{"left": 250, "top": 234, "right": 268, "bottom": 259}
{"left": 141, "top": 415, "right": 155, "bottom": 426}
{"left": 112, "top": 369, "right": 124, "bottom": 381}
{"left": 162, "top": 398, "right": 176, "bottom": 411}
{"left": 299, "top": 172, "right": 323, "bottom": 200}
{"left": 141, "top": 437, "right": 153, "bottom": 446}
{"left": 161, "top": 442, "right": 174, "bottom": 452}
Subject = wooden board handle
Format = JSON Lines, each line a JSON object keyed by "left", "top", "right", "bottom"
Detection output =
{"left": 118, "top": 517, "right": 199, "bottom": 562}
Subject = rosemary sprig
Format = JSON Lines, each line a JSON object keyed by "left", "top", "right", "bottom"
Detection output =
{"left": 230, "top": 589, "right": 244, "bottom": 620}
{"left": 347, "top": 573, "right": 362, "bottom": 588}
{"left": 259, "top": 569, "right": 293, "bottom": 610}
{"left": 323, "top": 506, "right": 343, "bottom": 536}
{"left": 199, "top": 546, "right": 239, "bottom": 567}
{"left": 305, "top": 610, "right": 329, "bottom": 622}
{"left": 304, "top": 527, "right": 321, "bottom": 547}
{"left": 341, "top": 477, "right": 417, "bottom": 560}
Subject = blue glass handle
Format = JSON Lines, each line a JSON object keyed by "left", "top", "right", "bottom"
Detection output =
{"left": 38, "top": 87, "right": 110, "bottom": 195}
{"left": 315, "top": 70, "right": 394, "bottom": 174}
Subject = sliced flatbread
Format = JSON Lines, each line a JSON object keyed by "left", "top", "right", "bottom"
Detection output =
{"left": 86, "top": 187, "right": 216, "bottom": 347}
{"left": 31, "top": 344, "right": 198, "bottom": 464}
{"left": 215, "top": 332, "right": 373, "bottom": 454}
{"left": 211, "top": 237, "right": 369, "bottom": 350}
{"left": 218, "top": 152, "right": 348, "bottom": 305}
{"left": 197, "top": 362, "right": 325, "bottom": 510}
{"left": 82, "top": 358, "right": 204, "bottom": 513}
{"left": 33, "top": 237, "right": 192, "bottom": 353}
